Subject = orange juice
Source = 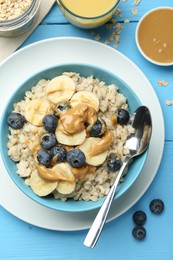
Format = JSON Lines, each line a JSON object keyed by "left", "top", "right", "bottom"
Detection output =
{"left": 58, "top": 0, "right": 119, "bottom": 28}
{"left": 60, "top": 0, "right": 119, "bottom": 18}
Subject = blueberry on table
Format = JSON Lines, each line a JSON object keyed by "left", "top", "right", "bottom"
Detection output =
{"left": 40, "top": 132, "right": 57, "bottom": 150}
{"left": 133, "top": 211, "right": 147, "bottom": 226}
{"left": 117, "top": 108, "right": 130, "bottom": 125}
{"left": 89, "top": 118, "right": 106, "bottom": 137}
{"left": 132, "top": 226, "right": 146, "bottom": 240}
{"left": 149, "top": 199, "right": 164, "bottom": 214}
{"left": 7, "top": 112, "right": 25, "bottom": 129}
{"left": 50, "top": 146, "right": 67, "bottom": 163}
{"left": 107, "top": 154, "right": 122, "bottom": 172}
{"left": 42, "top": 114, "right": 58, "bottom": 132}
{"left": 37, "top": 149, "right": 51, "bottom": 167}
{"left": 67, "top": 149, "right": 86, "bottom": 168}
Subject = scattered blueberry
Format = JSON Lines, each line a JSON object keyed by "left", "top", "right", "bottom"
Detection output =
{"left": 67, "top": 149, "right": 86, "bottom": 168}
{"left": 40, "top": 132, "right": 57, "bottom": 150}
{"left": 7, "top": 112, "right": 25, "bottom": 129}
{"left": 107, "top": 154, "right": 122, "bottom": 172}
{"left": 90, "top": 118, "right": 106, "bottom": 137}
{"left": 50, "top": 146, "right": 67, "bottom": 163}
{"left": 42, "top": 114, "right": 58, "bottom": 132}
{"left": 149, "top": 199, "right": 164, "bottom": 214}
{"left": 132, "top": 226, "right": 146, "bottom": 240}
{"left": 37, "top": 149, "right": 51, "bottom": 167}
{"left": 117, "top": 108, "right": 130, "bottom": 125}
{"left": 133, "top": 211, "right": 147, "bottom": 226}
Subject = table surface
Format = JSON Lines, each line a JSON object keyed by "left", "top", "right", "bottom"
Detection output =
{"left": 1, "top": 1, "right": 173, "bottom": 259}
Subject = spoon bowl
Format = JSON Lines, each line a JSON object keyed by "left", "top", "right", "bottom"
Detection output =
{"left": 84, "top": 106, "right": 152, "bottom": 248}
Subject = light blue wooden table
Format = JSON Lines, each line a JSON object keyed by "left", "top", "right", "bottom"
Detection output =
{"left": 1, "top": 1, "right": 173, "bottom": 259}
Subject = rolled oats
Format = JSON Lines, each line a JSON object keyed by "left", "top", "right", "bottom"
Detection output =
{"left": 0, "top": 0, "right": 32, "bottom": 21}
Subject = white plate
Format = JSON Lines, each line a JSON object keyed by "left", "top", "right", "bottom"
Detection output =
{"left": 0, "top": 37, "right": 164, "bottom": 231}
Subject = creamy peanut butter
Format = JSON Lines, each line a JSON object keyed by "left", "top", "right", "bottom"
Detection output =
{"left": 60, "top": 103, "right": 97, "bottom": 134}
{"left": 110, "top": 115, "right": 117, "bottom": 126}
{"left": 137, "top": 8, "right": 173, "bottom": 64}
{"left": 90, "top": 130, "right": 114, "bottom": 156}
{"left": 72, "top": 165, "right": 96, "bottom": 180}
{"left": 36, "top": 164, "right": 75, "bottom": 183}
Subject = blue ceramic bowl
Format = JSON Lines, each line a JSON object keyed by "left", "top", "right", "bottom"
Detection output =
{"left": 0, "top": 63, "right": 147, "bottom": 212}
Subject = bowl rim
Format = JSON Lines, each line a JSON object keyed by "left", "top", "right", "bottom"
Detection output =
{"left": 135, "top": 6, "right": 173, "bottom": 66}
{"left": 0, "top": 62, "right": 147, "bottom": 213}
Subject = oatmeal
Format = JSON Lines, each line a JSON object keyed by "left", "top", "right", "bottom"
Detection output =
{"left": 7, "top": 72, "right": 134, "bottom": 202}
{"left": 0, "top": 0, "right": 32, "bottom": 21}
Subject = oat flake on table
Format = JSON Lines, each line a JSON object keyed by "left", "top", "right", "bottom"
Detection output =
{"left": 165, "top": 100, "right": 173, "bottom": 106}
{"left": 158, "top": 80, "right": 168, "bottom": 87}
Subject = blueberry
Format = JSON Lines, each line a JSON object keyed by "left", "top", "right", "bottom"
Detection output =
{"left": 133, "top": 211, "right": 147, "bottom": 226}
{"left": 55, "top": 102, "right": 71, "bottom": 116}
{"left": 132, "top": 226, "right": 146, "bottom": 240}
{"left": 37, "top": 149, "right": 51, "bottom": 167}
{"left": 67, "top": 149, "right": 86, "bottom": 168}
{"left": 40, "top": 132, "right": 57, "bottom": 150}
{"left": 107, "top": 154, "right": 122, "bottom": 172}
{"left": 149, "top": 199, "right": 164, "bottom": 214}
{"left": 50, "top": 146, "right": 67, "bottom": 163}
{"left": 42, "top": 114, "right": 58, "bottom": 132}
{"left": 117, "top": 108, "right": 130, "bottom": 125}
{"left": 90, "top": 118, "right": 106, "bottom": 137}
{"left": 7, "top": 112, "right": 25, "bottom": 129}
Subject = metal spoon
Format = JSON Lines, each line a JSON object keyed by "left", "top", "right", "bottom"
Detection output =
{"left": 84, "top": 106, "right": 152, "bottom": 248}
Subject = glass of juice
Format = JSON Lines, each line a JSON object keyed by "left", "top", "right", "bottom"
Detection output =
{"left": 57, "top": 0, "right": 120, "bottom": 29}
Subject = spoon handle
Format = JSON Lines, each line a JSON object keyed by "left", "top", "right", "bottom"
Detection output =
{"left": 84, "top": 157, "right": 130, "bottom": 248}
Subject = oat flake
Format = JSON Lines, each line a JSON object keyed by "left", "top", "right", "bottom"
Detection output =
{"left": 132, "top": 8, "right": 138, "bottom": 16}
{"left": 133, "top": 0, "right": 141, "bottom": 6}
{"left": 158, "top": 80, "right": 168, "bottom": 87}
{"left": 165, "top": 100, "right": 173, "bottom": 106}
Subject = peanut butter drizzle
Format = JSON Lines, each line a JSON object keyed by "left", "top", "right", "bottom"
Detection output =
{"left": 36, "top": 164, "right": 74, "bottom": 182}
{"left": 33, "top": 150, "right": 74, "bottom": 183}
{"left": 71, "top": 165, "right": 96, "bottom": 180}
{"left": 110, "top": 115, "right": 117, "bottom": 127}
{"left": 60, "top": 103, "right": 97, "bottom": 134}
{"left": 90, "top": 130, "right": 114, "bottom": 156}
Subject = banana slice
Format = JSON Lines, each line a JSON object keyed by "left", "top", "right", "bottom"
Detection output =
{"left": 70, "top": 91, "right": 99, "bottom": 111}
{"left": 57, "top": 181, "right": 76, "bottom": 195}
{"left": 54, "top": 163, "right": 76, "bottom": 195}
{"left": 46, "top": 75, "right": 75, "bottom": 104}
{"left": 79, "top": 137, "right": 108, "bottom": 166}
{"left": 25, "top": 98, "right": 53, "bottom": 126}
{"left": 55, "top": 122, "right": 86, "bottom": 146}
{"left": 25, "top": 170, "right": 57, "bottom": 197}
{"left": 52, "top": 163, "right": 75, "bottom": 183}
